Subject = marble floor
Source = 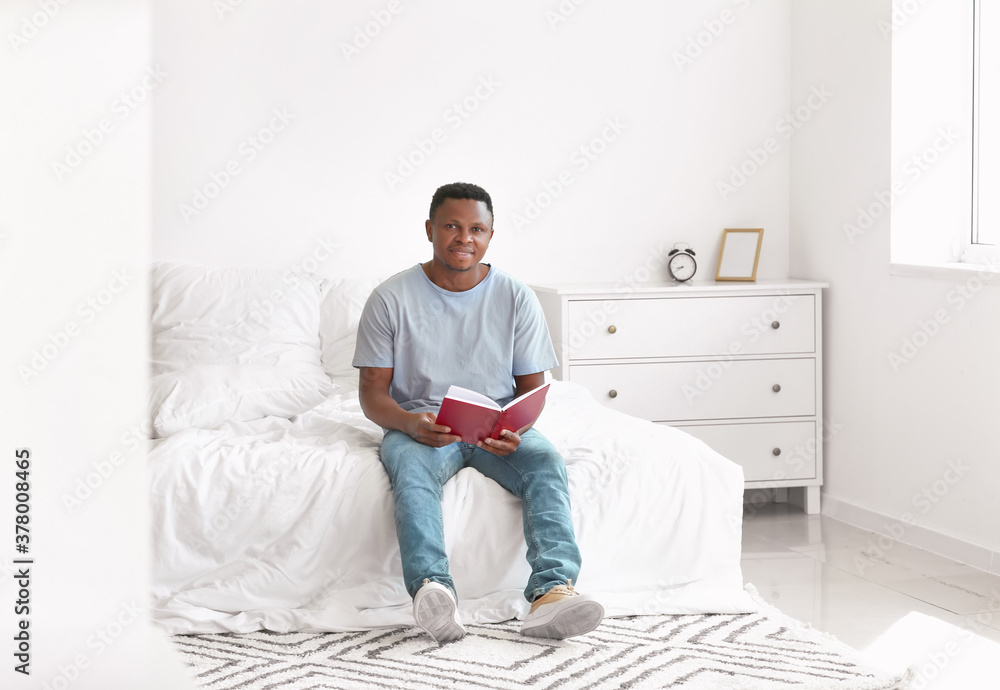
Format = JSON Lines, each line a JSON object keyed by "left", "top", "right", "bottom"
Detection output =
{"left": 741, "top": 501, "right": 1000, "bottom": 688}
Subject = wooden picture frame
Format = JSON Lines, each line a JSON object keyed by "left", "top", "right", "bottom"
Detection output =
{"left": 715, "top": 228, "right": 763, "bottom": 282}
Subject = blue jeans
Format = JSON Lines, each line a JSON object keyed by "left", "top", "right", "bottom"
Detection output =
{"left": 379, "top": 427, "right": 581, "bottom": 603}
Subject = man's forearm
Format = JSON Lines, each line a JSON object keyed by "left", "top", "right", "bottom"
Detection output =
{"left": 359, "top": 385, "right": 461, "bottom": 447}
{"left": 359, "top": 387, "right": 415, "bottom": 432}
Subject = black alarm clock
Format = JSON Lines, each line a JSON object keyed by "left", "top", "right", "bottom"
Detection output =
{"left": 667, "top": 243, "right": 697, "bottom": 282}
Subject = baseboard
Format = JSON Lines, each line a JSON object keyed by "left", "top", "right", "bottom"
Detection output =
{"left": 821, "top": 494, "right": 1000, "bottom": 575}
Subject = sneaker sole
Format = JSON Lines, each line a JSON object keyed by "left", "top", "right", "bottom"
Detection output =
{"left": 522, "top": 598, "right": 605, "bottom": 639}
{"left": 414, "top": 589, "right": 465, "bottom": 643}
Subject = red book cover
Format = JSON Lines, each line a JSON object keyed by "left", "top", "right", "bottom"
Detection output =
{"left": 435, "top": 383, "right": 550, "bottom": 444}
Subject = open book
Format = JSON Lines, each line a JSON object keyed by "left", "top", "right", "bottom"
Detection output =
{"left": 436, "top": 383, "right": 550, "bottom": 444}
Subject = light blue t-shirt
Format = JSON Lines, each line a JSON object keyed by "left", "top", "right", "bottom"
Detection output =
{"left": 352, "top": 264, "right": 558, "bottom": 413}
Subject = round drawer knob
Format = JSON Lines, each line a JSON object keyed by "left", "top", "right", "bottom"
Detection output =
{"left": 772, "top": 384, "right": 782, "bottom": 393}
{"left": 772, "top": 448, "right": 782, "bottom": 456}
{"left": 608, "top": 389, "right": 618, "bottom": 399}
{"left": 608, "top": 325, "right": 617, "bottom": 334}
{"left": 771, "top": 321, "right": 780, "bottom": 330}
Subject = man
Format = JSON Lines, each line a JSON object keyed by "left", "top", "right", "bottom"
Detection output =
{"left": 353, "top": 182, "right": 604, "bottom": 644}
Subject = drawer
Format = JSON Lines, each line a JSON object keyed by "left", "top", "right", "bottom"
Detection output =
{"left": 675, "top": 421, "right": 817, "bottom": 481}
{"left": 566, "top": 295, "right": 815, "bottom": 360}
{"left": 569, "top": 358, "right": 815, "bottom": 421}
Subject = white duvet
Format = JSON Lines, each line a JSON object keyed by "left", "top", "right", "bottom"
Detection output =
{"left": 147, "top": 263, "right": 757, "bottom": 634}
{"left": 150, "top": 376, "right": 758, "bottom": 635}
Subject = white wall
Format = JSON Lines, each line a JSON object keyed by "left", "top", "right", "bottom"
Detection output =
{"left": 0, "top": 1, "right": 195, "bottom": 687}
{"left": 151, "top": 0, "right": 792, "bottom": 284}
{"left": 790, "top": 0, "right": 1000, "bottom": 569}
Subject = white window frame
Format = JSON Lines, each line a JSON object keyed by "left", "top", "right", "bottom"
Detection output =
{"left": 889, "top": 0, "right": 1000, "bottom": 278}
{"left": 969, "top": 0, "right": 999, "bottom": 260}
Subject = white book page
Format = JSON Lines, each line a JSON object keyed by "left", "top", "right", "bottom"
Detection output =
{"left": 502, "top": 382, "right": 549, "bottom": 410}
{"left": 444, "top": 385, "right": 500, "bottom": 410}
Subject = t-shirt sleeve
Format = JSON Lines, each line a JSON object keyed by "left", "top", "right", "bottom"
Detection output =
{"left": 511, "top": 286, "right": 559, "bottom": 376}
{"left": 352, "top": 290, "right": 395, "bottom": 369}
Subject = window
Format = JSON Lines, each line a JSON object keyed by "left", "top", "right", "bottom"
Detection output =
{"left": 973, "top": 0, "right": 999, "bottom": 249}
{"left": 889, "top": 1, "right": 973, "bottom": 269}
{"left": 889, "top": 0, "right": 1000, "bottom": 272}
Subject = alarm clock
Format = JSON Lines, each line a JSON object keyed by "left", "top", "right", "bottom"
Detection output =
{"left": 667, "top": 243, "right": 697, "bottom": 282}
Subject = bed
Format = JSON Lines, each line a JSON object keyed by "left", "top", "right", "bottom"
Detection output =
{"left": 148, "top": 262, "right": 758, "bottom": 635}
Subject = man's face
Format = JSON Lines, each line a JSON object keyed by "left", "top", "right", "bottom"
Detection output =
{"left": 425, "top": 198, "right": 494, "bottom": 273}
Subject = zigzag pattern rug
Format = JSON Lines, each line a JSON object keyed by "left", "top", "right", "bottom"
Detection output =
{"left": 172, "top": 593, "right": 908, "bottom": 690}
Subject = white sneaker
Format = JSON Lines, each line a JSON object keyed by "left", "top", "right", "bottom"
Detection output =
{"left": 521, "top": 581, "right": 604, "bottom": 639}
{"left": 413, "top": 580, "right": 465, "bottom": 644}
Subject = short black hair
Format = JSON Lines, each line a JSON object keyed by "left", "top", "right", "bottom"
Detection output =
{"left": 428, "top": 182, "right": 494, "bottom": 223}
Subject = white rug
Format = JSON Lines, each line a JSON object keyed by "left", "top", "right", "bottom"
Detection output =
{"left": 171, "top": 586, "right": 909, "bottom": 689}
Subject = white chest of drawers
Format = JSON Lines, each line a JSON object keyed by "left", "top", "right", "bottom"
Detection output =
{"left": 531, "top": 280, "right": 827, "bottom": 514}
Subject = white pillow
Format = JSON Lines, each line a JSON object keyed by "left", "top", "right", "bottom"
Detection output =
{"left": 150, "top": 263, "right": 333, "bottom": 437}
{"left": 317, "top": 275, "right": 386, "bottom": 380}
{"left": 150, "top": 365, "right": 330, "bottom": 438}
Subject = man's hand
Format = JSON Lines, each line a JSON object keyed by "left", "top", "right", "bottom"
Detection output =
{"left": 360, "top": 368, "right": 460, "bottom": 447}
{"left": 477, "top": 428, "right": 521, "bottom": 456}
{"left": 406, "top": 412, "right": 462, "bottom": 447}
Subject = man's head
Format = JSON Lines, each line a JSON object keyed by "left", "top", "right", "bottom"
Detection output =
{"left": 428, "top": 182, "right": 493, "bottom": 225}
{"left": 425, "top": 182, "right": 495, "bottom": 277}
